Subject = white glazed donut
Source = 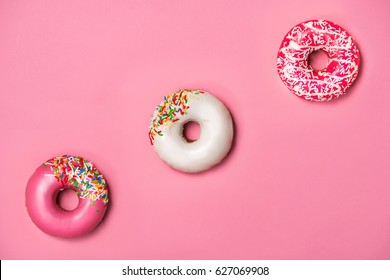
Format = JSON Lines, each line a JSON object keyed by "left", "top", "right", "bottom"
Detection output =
{"left": 149, "top": 89, "right": 233, "bottom": 173}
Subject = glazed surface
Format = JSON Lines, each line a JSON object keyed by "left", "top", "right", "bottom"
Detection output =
{"left": 149, "top": 90, "right": 233, "bottom": 173}
{"left": 25, "top": 155, "right": 109, "bottom": 237}
{"left": 277, "top": 20, "right": 360, "bottom": 101}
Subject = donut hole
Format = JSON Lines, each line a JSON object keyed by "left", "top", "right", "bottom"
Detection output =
{"left": 308, "top": 49, "right": 329, "bottom": 71}
{"left": 182, "top": 121, "right": 201, "bottom": 142}
{"left": 57, "top": 189, "right": 79, "bottom": 211}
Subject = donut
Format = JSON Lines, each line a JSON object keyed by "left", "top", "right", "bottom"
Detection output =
{"left": 276, "top": 20, "right": 360, "bottom": 101}
{"left": 149, "top": 89, "right": 233, "bottom": 173}
{"left": 25, "top": 155, "right": 109, "bottom": 237}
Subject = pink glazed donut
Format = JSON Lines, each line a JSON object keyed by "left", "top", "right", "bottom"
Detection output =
{"left": 277, "top": 20, "right": 360, "bottom": 101}
{"left": 26, "top": 155, "right": 109, "bottom": 237}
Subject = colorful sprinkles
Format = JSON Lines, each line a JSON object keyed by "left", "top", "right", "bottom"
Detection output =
{"left": 43, "top": 155, "right": 109, "bottom": 205}
{"left": 148, "top": 89, "right": 205, "bottom": 144}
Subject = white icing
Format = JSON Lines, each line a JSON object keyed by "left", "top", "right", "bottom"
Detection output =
{"left": 153, "top": 91, "right": 233, "bottom": 173}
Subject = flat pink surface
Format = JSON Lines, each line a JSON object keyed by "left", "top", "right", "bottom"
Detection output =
{"left": 1, "top": 0, "right": 390, "bottom": 259}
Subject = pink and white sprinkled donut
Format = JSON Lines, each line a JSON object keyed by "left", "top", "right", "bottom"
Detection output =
{"left": 26, "top": 155, "right": 109, "bottom": 237}
{"left": 277, "top": 20, "right": 360, "bottom": 101}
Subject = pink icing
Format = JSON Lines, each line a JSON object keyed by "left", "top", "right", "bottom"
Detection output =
{"left": 25, "top": 156, "right": 108, "bottom": 238}
{"left": 277, "top": 20, "right": 360, "bottom": 101}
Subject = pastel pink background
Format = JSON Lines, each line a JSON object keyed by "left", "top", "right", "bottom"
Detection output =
{"left": 1, "top": 0, "right": 389, "bottom": 260}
